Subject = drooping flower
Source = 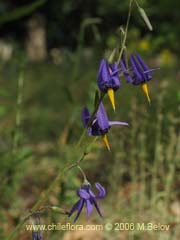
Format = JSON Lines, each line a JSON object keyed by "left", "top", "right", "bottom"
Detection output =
{"left": 68, "top": 182, "right": 106, "bottom": 222}
{"left": 82, "top": 102, "right": 128, "bottom": 150}
{"left": 97, "top": 59, "right": 121, "bottom": 111}
{"left": 32, "top": 216, "right": 43, "bottom": 240}
{"left": 120, "top": 52, "right": 159, "bottom": 103}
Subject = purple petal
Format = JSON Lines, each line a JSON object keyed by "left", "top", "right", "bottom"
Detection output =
{"left": 68, "top": 199, "right": 82, "bottom": 217}
{"left": 95, "top": 182, "right": 106, "bottom": 199}
{"left": 98, "top": 59, "right": 106, "bottom": 78}
{"left": 89, "top": 189, "right": 96, "bottom": 198}
{"left": 134, "top": 53, "right": 159, "bottom": 80}
{"left": 135, "top": 52, "right": 149, "bottom": 71}
{"left": 144, "top": 68, "right": 160, "bottom": 74}
{"left": 121, "top": 51, "right": 128, "bottom": 68}
{"left": 96, "top": 102, "right": 109, "bottom": 130}
{"left": 82, "top": 107, "right": 90, "bottom": 128}
{"left": 120, "top": 60, "right": 133, "bottom": 83}
{"left": 109, "top": 121, "right": 129, "bottom": 127}
{"left": 39, "top": 229, "right": 43, "bottom": 240}
{"left": 109, "top": 63, "right": 119, "bottom": 75}
{"left": 130, "top": 55, "right": 143, "bottom": 82}
{"left": 78, "top": 189, "right": 90, "bottom": 200}
{"left": 86, "top": 199, "right": 93, "bottom": 217}
{"left": 32, "top": 231, "right": 39, "bottom": 240}
{"left": 92, "top": 199, "right": 103, "bottom": 217}
{"left": 100, "top": 60, "right": 110, "bottom": 81}
{"left": 74, "top": 199, "right": 84, "bottom": 222}
{"left": 39, "top": 235, "right": 43, "bottom": 240}
{"left": 111, "top": 68, "right": 121, "bottom": 75}
{"left": 97, "top": 59, "right": 110, "bottom": 91}
{"left": 69, "top": 199, "right": 84, "bottom": 222}
{"left": 111, "top": 75, "right": 121, "bottom": 90}
{"left": 109, "top": 64, "right": 121, "bottom": 90}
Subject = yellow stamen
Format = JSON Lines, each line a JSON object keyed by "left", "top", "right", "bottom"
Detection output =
{"left": 141, "top": 83, "right": 151, "bottom": 104}
{"left": 107, "top": 88, "right": 115, "bottom": 111}
{"left": 102, "top": 134, "right": 110, "bottom": 151}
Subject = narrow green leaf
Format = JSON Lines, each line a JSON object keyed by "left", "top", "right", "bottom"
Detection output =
{"left": 138, "top": 7, "right": 153, "bottom": 31}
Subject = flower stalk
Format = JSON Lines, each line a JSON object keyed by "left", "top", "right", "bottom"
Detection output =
{"left": 6, "top": 0, "right": 159, "bottom": 238}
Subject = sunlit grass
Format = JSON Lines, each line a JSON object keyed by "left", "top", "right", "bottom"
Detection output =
{"left": 0, "top": 51, "right": 179, "bottom": 239}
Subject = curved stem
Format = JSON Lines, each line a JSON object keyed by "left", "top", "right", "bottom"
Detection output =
{"left": 77, "top": 165, "right": 88, "bottom": 182}
{"left": 6, "top": 147, "right": 90, "bottom": 240}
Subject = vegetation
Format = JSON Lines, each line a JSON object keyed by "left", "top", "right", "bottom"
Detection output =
{"left": 0, "top": 0, "right": 179, "bottom": 239}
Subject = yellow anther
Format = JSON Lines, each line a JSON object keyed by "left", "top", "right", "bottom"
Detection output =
{"left": 102, "top": 134, "right": 111, "bottom": 151}
{"left": 107, "top": 88, "right": 116, "bottom": 111}
{"left": 141, "top": 83, "right": 151, "bottom": 104}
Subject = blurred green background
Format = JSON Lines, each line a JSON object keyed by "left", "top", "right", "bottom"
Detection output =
{"left": 0, "top": 0, "right": 179, "bottom": 239}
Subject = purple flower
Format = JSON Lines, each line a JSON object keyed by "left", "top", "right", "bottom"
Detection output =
{"left": 32, "top": 231, "right": 43, "bottom": 240}
{"left": 69, "top": 182, "right": 106, "bottom": 222}
{"left": 82, "top": 102, "right": 128, "bottom": 150}
{"left": 97, "top": 59, "right": 121, "bottom": 111}
{"left": 130, "top": 53, "right": 159, "bottom": 84}
{"left": 32, "top": 216, "right": 43, "bottom": 240}
{"left": 120, "top": 52, "right": 159, "bottom": 103}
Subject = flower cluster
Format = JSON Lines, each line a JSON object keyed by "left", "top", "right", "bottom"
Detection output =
{"left": 82, "top": 52, "right": 159, "bottom": 150}
{"left": 69, "top": 52, "right": 159, "bottom": 222}
{"left": 97, "top": 53, "right": 159, "bottom": 110}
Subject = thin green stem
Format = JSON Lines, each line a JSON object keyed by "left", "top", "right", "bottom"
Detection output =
{"left": 117, "top": 0, "right": 134, "bottom": 64}
{"left": 77, "top": 165, "right": 88, "bottom": 182}
{"left": 6, "top": 1, "right": 133, "bottom": 238}
{"left": 6, "top": 143, "right": 91, "bottom": 240}
{"left": 77, "top": 0, "right": 133, "bottom": 148}
{"left": 12, "top": 66, "right": 25, "bottom": 154}
{"left": 134, "top": 0, "right": 140, "bottom": 8}
{"left": 7, "top": 99, "right": 98, "bottom": 239}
